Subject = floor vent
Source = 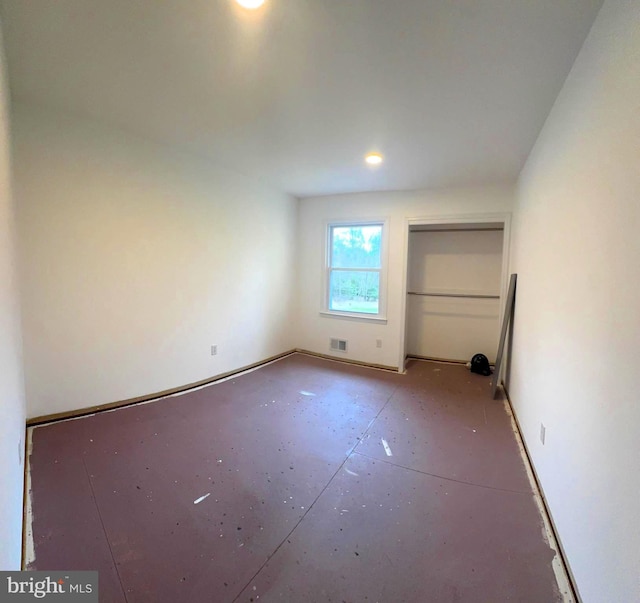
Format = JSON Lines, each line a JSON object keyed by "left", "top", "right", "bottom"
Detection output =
{"left": 330, "top": 338, "right": 348, "bottom": 353}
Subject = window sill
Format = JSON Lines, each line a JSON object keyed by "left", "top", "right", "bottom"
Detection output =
{"left": 319, "top": 310, "right": 388, "bottom": 324}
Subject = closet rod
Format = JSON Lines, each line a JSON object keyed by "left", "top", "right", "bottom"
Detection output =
{"left": 407, "top": 292, "right": 500, "bottom": 300}
{"left": 409, "top": 227, "right": 504, "bottom": 233}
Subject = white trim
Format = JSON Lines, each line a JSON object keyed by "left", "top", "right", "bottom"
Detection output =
{"left": 323, "top": 218, "right": 390, "bottom": 320}
{"left": 24, "top": 427, "right": 35, "bottom": 569}
{"left": 319, "top": 310, "right": 388, "bottom": 324}
{"left": 502, "top": 395, "right": 577, "bottom": 602}
{"left": 397, "top": 212, "right": 512, "bottom": 372}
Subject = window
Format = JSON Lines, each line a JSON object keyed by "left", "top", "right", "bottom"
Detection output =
{"left": 326, "top": 222, "right": 384, "bottom": 317}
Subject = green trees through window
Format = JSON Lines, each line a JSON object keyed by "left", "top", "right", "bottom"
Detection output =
{"left": 328, "top": 224, "right": 382, "bottom": 314}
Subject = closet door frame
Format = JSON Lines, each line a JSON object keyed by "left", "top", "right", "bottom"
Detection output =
{"left": 398, "top": 213, "right": 512, "bottom": 372}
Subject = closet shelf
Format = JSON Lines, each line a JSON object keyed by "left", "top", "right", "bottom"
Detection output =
{"left": 407, "top": 291, "right": 500, "bottom": 300}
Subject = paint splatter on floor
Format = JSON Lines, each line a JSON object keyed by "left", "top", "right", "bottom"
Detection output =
{"left": 27, "top": 354, "right": 567, "bottom": 602}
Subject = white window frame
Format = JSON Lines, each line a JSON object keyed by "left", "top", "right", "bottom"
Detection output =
{"left": 321, "top": 219, "right": 388, "bottom": 323}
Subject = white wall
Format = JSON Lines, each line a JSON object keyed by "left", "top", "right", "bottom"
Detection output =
{"left": 0, "top": 23, "right": 26, "bottom": 570}
{"left": 14, "top": 103, "right": 297, "bottom": 419}
{"left": 508, "top": 0, "right": 639, "bottom": 600}
{"left": 296, "top": 186, "right": 514, "bottom": 368}
{"left": 407, "top": 229, "right": 503, "bottom": 362}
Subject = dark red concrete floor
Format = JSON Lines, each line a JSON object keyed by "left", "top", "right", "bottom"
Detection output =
{"left": 28, "top": 354, "right": 565, "bottom": 602}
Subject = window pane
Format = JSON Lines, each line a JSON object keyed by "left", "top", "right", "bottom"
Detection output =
{"left": 329, "top": 270, "right": 380, "bottom": 314}
{"left": 331, "top": 225, "right": 382, "bottom": 269}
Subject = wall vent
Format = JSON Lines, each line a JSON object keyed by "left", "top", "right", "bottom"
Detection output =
{"left": 330, "top": 338, "right": 348, "bottom": 353}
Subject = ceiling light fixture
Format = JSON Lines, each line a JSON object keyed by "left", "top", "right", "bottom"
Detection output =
{"left": 235, "top": 0, "right": 265, "bottom": 9}
{"left": 365, "top": 152, "right": 383, "bottom": 166}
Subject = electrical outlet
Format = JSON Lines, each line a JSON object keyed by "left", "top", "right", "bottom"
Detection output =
{"left": 211, "top": 345, "right": 218, "bottom": 356}
{"left": 540, "top": 423, "right": 546, "bottom": 445}
{"left": 376, "top": 339, "right": 382, "bottom": 348}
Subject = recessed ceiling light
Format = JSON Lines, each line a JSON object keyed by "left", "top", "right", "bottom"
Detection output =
{"left": 236, "top": 0, "right": 265, "bottom": 8}
{"left": 365, "top": 152, "right": 383, "bottom": 166}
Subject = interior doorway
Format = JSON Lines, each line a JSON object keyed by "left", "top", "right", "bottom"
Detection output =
{"left": 399, "top": 215, "right": 510, "bottom": 370}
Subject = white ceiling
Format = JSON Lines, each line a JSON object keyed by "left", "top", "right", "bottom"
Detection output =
{"left": 0, "top": 0, "right": 602, "bottom": 198}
